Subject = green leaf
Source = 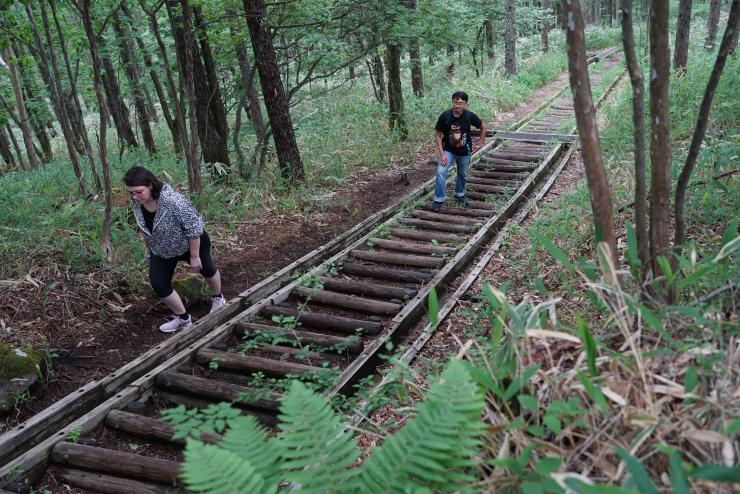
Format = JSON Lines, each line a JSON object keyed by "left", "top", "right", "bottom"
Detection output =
{"left": 504, "top": 364, "right": 539, "bottom": 401}
{"left": 662, "top": 447, "right": 690, "bottom": 494}
{"left": 534, "top": 456, "right": 562, "bottom": 475}
{"left": 684, "top": 367, "right": 698, "bottom": 394}
{"left": 517, "top": 394, "right": 539, "bottom": 411}
{"left": 724, "top": 419, "right": 740, "bottom": 436}
{"left": 428, "top": 287, "right": 439, "bottom": 329}
{"left": 181, "top": 439, "right": 269, "bottom": 494}
{"left": 565, "top": 478, "right": 641, "bottom": 494}
{"left": 533, "top": 232, "right": 575, "bottom": 271}
{"left": 615, "top": 447, "right": 659, "bottom": 494}
{"left": 578, "top": 371, "right": 608, "bottom": 413}
{"left": 689, "top": 464, "right": 740, "bottom": 483}
{"left": 578, "top": 316, "right": 598, "bottom": 376}
{"left": 543, "top": 414, "right": 562, "bottom": 435}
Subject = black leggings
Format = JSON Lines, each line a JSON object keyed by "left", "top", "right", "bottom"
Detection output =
{"left": 149, "top": 232, "right": 218, "bottom": 298}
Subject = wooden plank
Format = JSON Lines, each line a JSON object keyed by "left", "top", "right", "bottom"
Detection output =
{"left": 397, "top": 218, "right": 476, "bottom": 233}
{"left": 156, "top": 390, "right": 278, "bottom": 426}
{"left": 486, "top": 151, "right": 543, "bottom": 162}
{"left": 467, "top": 176, "right": 523, "bottom": 187}
{"left": 366, "top": 238, "right": 456, "bottom": 255}
{"left": 254, "top": 343, "right": 346, "bottom": 364}
{"left": 350, "top": 249, "right": 445, "bottom": 268}
{"left": 261, "top": 305, "right": 384, "bottom": 335}
{"left": 195, "top": 349, "right": 320, "bottom": 377}
{"left": 410, "top": 210, "right": 482, "bottom": 225}
{"left": 467, "top": 183, "right": 517, "bottom": 194}
{"left": 419, "top": 205, "right": 491, "bottom": 217}
{"left": 157, "top": 369, "right": 282, "bottom": 407}
{"left": 474, "top": 163, "right": 537, "bottom": 172}
{"left": 235, "top": 322, "right": 363, "bottom": 354}
{"left": 105, "top": 409, "right": 220, "bottom": 446}
{"left": 479, "top": 155, "right": 539, "bottom": 167}
{"left": 293, "top": 286, "right": 402, "bottom": 315}
{"left": 56, "top": 469, "right": 172, "bottom": 494}
{"left": 470, "top": 169, "right": 527, "bottom": 180}
{"left": 341, "top": 262, "right": 434, "bottom": 283}
{"left": 52, "top": 443, "right": 180, "bottom": 484}
{"left": 390, "top": 228, "right": 465, "bottom": 243}
{"left": 318, "top": 275, "right": 416, "bottom": 300}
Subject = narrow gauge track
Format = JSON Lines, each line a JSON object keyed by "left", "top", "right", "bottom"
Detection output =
{"left": 0, "top": 47, "right": 623, "bottom": 494}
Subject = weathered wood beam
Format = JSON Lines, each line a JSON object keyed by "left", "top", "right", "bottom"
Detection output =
{"left": 397, "top": 218, "right": 476, "bottom": 233}
{"left": 390, "top": 228, "right": 465, "bottom": 243}
{"left": 234, "top": 321, "right": 363, "bottom": 354}
{"left": 410, "top": 210, "right": 482, "bottom": 225}
{"left": 341, "top": 262, "right": 433, "bottom": 283}
{"left": 105, "top": 409, "right": 219, "bottom": 446}
{"left": 157, "top": 370, "right": 281, "bottom": 409}
{"left": 349, "top": 249, "right": 445, "bottom": 268}
{"left": 366, "top": 238, "right": 456, "bottom": 255}
{"left": 261, "top": 305, "right": 384, "bottom": 334}
{"left": 56, "top": 468, "right": 171, "bottom": 494}
{"left": 293, "top": 286, "right": 402, "bottom": 315}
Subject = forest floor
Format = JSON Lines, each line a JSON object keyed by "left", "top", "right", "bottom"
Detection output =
{"left": 0, "top": 70, "right": 571, "bottom": 431}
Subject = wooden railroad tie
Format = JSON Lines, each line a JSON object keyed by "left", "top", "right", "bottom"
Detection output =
{"left": 340, "top": 261, "right": 434, "bottom": 283}
{"left": 234, "top": 321, "right": 364, "bottom": 354}
{"left": 349, "top": 249, "right": 446, "bottom": 268}
{"left": 261, "top": 305, "right": 384, "bottom": 335}
{"left": 389, "top": 228, "right": 465, "bottom": 244}
{"left": 397, "top": 217, "right": 477, "bottom": 234}
{"left": 293, "top": 285, "right": 403, "bottom": 315}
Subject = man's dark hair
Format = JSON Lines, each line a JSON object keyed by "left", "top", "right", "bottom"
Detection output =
{"left": 123, "top": 166, "right": 164, "bottom": 199}
{"left": 451, "top": 91, "right": 469, "bottom": 102}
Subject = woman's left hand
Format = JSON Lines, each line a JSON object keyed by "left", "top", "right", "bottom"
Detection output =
{"left": 189, "top": 255, "right": 202, "bottom": 273}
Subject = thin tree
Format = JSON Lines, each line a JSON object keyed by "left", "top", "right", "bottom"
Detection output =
{"left": 385, "top": 42, "right": 408, "bottom": 139}
{"left": 560, "top": 0, "right": 619, "bottom": 271}
{"left": 404, "top": 0, "right": 424, "bottom": 97}
{"left": 673, "top": 0, "right": 693, "bottom": 72}
{"left": 542, "top": 0, "right": 551, "bottom": 53}
{"left": 706, "top": 0, "right": 721, "bottom": 50}
{"left": 648, "top": 0, "right": 672, "bottom": 285}
{"left": 1, "top": 45, "right": 38, "bottom": 169}
{"left": 485, "top": 17, "right": 495, "bottom": 60}
{"left": 673, "top": 0, "right": 740, "bottom": 269}
{"left": 505, "top": 0, "right": 517, "bottom": 75}
{"left": 77, "top": 0, "right": 114, "bottom": 260}
{"left": 243, "top": 0, "right": 304, "bottom": 184}
{"left": 621, "top": 0, "right": 650, "bottom": 274}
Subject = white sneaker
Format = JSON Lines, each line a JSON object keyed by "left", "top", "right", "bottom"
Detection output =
{"left": 159, "top": 314, "right": 192, "bottom": 333}
{"left": 209, "top": 294, "right": 226, "bottom": 314}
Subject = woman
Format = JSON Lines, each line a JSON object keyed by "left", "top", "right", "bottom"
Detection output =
{"left": 124, "top": 166, "right": 226, "bottom": 332}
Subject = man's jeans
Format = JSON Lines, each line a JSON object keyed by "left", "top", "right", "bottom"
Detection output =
{"left": 433, "top": 151, "right": 470, "bottom": 203}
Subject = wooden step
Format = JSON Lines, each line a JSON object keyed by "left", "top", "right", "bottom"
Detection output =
{"left": 294, "top": 286, "right": 402, "bottom": 315}
{"left": 155, "top": 390, "right": 279, "bottom": 426}
{"left": 318, "top": 275, "right": 417, "bottom": 300}
{"left": 341, "top": 261, "right": 433, "bottom": 283}
{"left": 57, "top": 468, "right": 171, "bottom": 494}
{"left": 195, "top": 349, "right": 321, "bottom": 378}
{"left": 467, "top": 182, "right": 516, "bottom": 194}
{"left": 52, "top": 443, "right": 179, "bottom": 484}
{"left": 262, "top": 305, "right": 384, "bottom": 334}
{"left": 105, "top": 409, "right": 220, "bottom": 446}
{"left": 398, "top": 217, "right": 476, "bottom": 233}
{"left": 350, "top": 249, "right": 445, "bottom": 268}
{"left": 235, "top": 321, "right": 363, "bottom": 354}
{"left": 390, "top": 228, "right": 465, "bottom": 243}
{"left": 419, "top": 204, "right": 491, "bottom": 217}
{"left": 410, "top": 209, "right": 481, "bottom": 225}
{"left": 157, "top": 369, "right": 281, "bottom": 408}
{"left": 467, "top": 176, "right": 522, "bottom": 187}
{"left": 367, "top": 237, "right": 456, "bottom": 255}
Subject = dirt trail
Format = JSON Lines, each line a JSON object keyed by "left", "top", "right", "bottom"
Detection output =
{"left": 0, "top": 71, "right": 577, "bottom": 430}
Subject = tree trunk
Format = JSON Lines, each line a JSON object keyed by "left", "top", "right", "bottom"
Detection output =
{"left": 234, "top": 37, "right": 266, "bottom": 145}
{"left": 15, "top": 51, "right": 53, "bottom": 162}
{"left": 706, "top": 0, "right": 721, "bottom": 49}
{"left": 47, "top": 0, "right": 101, "bottom": 192}
{"left": 409, "top": 38, "right": 424, "bottom": 97}
{"left": 673, "top": 0, "right": 693, "bottom": 72}
{"left": 620, "top": 0, "right": 650, "bottom": 276}
{"left": 192, "top": 5, "right": 230, "bottom": 165}
{"left": 100, "top": 52, "right": 139, "bottom": 149}
{"left": 373, "top": 52, "right": 387, "bottom": 101}
{"left": 5, "top": 123, "right": 27, "bottom": 170}
{"left": 243, "top": 0, "right": 304, "bottom": 184}
{"left": 166, "top": 0, "right": 203, "bottom": 194}
{"left": 542, "top": 0, "right": 551, "bottom": 52}
{"left": 648, "top": 0, "right": 672, "bottom": 286}
{"left": 112, "top": 12, "right": 157, "bottom": 154}
{"left": 486, "top": 17, "right": 495, "bottom": 60}
{"left": 80, "top": 0, "right": 114, "bottom": 261}
{"left": 23, "top": 1, "right": 87, "bottom": 196}
{"left": 673, "top": 0, "right": 740, "bottom": 270}
{"left": 2, "top": 45, "right": 39, "bottom": 169}
{"left": 0, "top": 125, "right": 17, "bottom": 168}
{"left": 137, "top": 0, "right": 183, "bottom": 155}
{"left": 561, "top": 0, "right": 619, "bottom": 272}
{"left": 385, "top": 43, "right": 408, "bottom": 140}
{"left": 505, "top": 0, "right": 517, "bottom": 75}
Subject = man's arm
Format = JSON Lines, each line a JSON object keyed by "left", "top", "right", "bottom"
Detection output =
{"left": 435, "top": 130, "right": 448, "bottom": 165}
{"left": 474, "top": 122, "right": 487, "bottom": 153}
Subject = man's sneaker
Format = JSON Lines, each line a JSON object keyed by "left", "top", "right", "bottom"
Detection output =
{"left": 455, "top": 195, "right": 469, "bottom": 207}
{"left": 431, "top": 201, "right": 443, "bottom": 212}
{"left": 159, "top": 314, "right": 192, "bottom": 333}
{"left": 209, "top": 294, "right": 226, "bottom": 314}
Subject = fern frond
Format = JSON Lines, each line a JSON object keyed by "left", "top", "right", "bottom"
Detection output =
{"left": 277, "top": 380, "right": 360, "bottom": 493}
{"left": 181, "top": 439, "right": 271, "bottom": 494}
{"left": 358, "top": 359, "right": 485, "bottom": 493}
{"left": 219, "top": 416, "right": 283, "bottom": 492}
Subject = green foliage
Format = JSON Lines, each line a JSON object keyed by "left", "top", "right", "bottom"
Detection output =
{"left": 179, "top": 359, "right": 484, "bottom": 493}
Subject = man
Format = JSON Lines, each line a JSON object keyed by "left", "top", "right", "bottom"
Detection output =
{"left": 432, "top": 91, "right": 486, "bottom": 211}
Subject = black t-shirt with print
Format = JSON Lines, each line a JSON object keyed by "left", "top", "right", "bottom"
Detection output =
{"left": 435, "top": 109, "right": 482, "bottom": 156}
